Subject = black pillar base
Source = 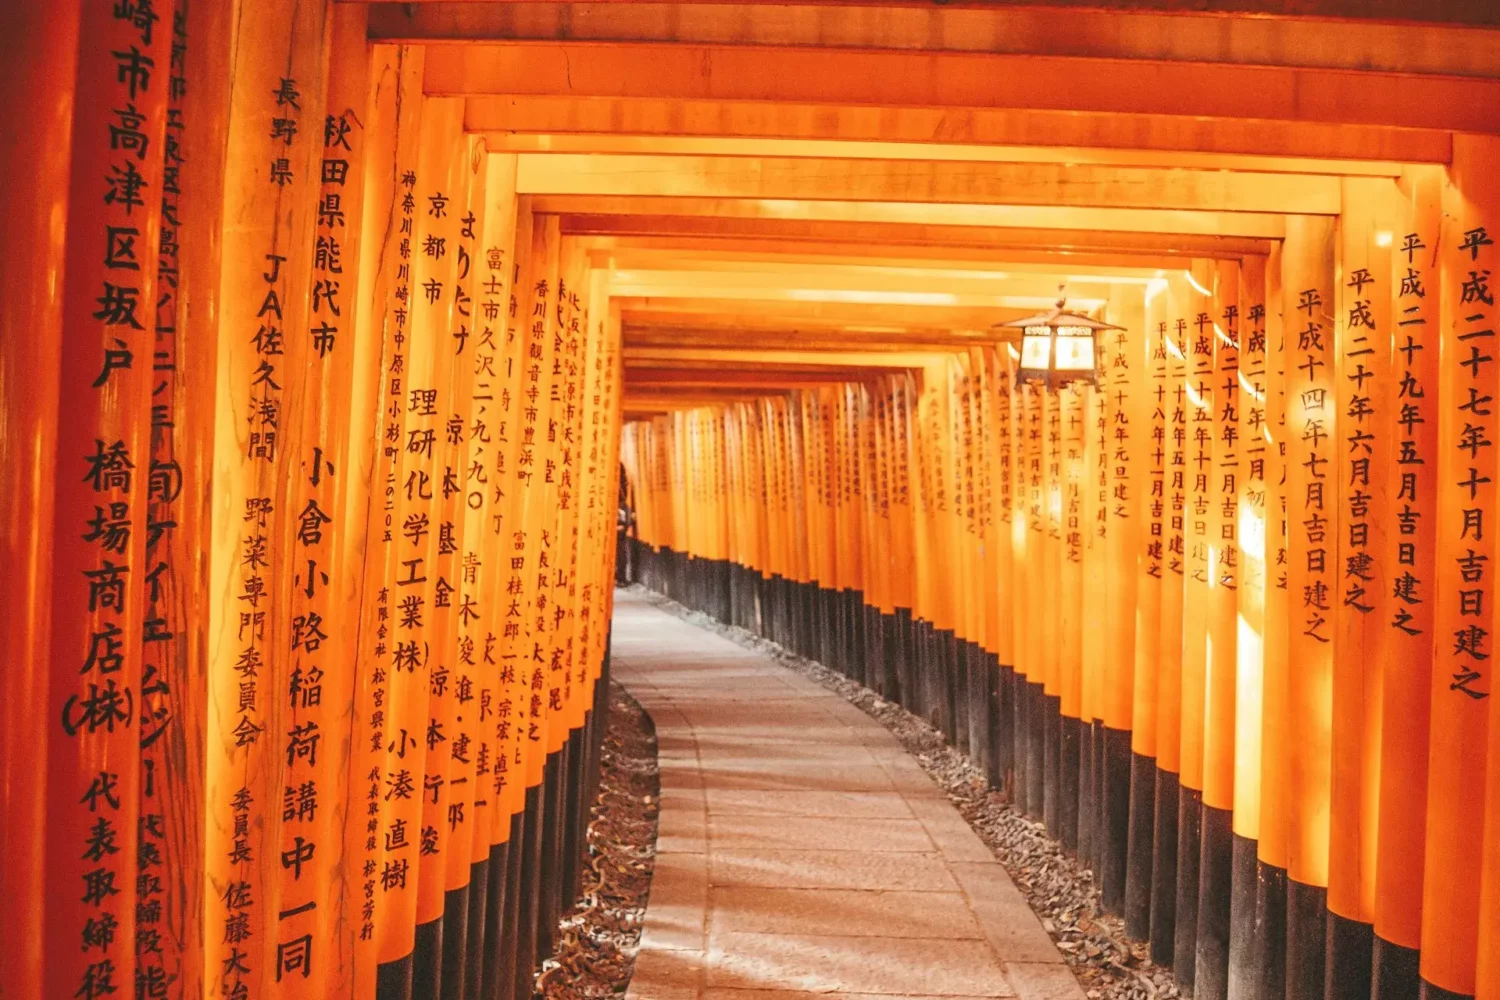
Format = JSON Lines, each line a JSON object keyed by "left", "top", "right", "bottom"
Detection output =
{"left": 1195, "top": 803, "right": 1232, "bottom": 1000}
{"left": 1059, "top": 714, "right": 1081, "bottom": 851}
{"left": 481, "top": 838, "right": 512, "bottom": 1000}
{"left": 1100, "top": 726, "right": 1131, "bottom": 916}
{"left": 1077, "top": 718, "right": 1094, "bottom": 866}
{"left": 953, "top": 637, "right": 972, "bottom": 753}
{"left": 1326, "top": 911, "right": 1374, "bottom": 1000}
{"left": 464, "top": 856, "right": 489, "bottom": 1000}
{"left": 1151, "top": 769, "right": 1180, "bottom": 968}
{"left": 1372, "top": 934, "right": 1421, "bottom": 1000}
{"left": 378, "top": 952, "right": 415, "bottom": 1000}
{"left": 513, "top": 785, "right": 543, "bottom": 1000}
{"left": 440, "top": 885, "right": 470, "bottom": 1000}
{"left": 1025, "top": 681, "right": 1045, "bottom": 820}
{"left": 982, "top": 653, "right": 1003, "bottom": 788}
{"left": 1227, "top": 833, "right": 1257, "bottom": 1000}
{"left": 1125, "top": 752, "right": 1156, "bottom": 941}
{"left": 1174, "top": 785, "right": 1203, "bottom": 990}
{"left": 1285, "top": 878, "right": 1327, "bottom": 1000}
{"left": 1042, "top": 694, "right": 1061, "bottom": 834}
{"left": 1254, "top": 860, "right": 1287, "bottom": 1000}
{"left": 413, "top": 918, "right": 444, "bottom": 1000}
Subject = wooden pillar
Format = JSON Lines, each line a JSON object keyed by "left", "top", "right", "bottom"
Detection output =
{"left": 1127, "top": 278, "right": 1168, "bottom": 941}
{"left": 1102, "top": 286, "right": 1144, "bottom": 916}
{"left": 1152, "top": 273, "right": 1191, "bottom": 968}
{"left": 460, "top": 149, "right": 521, "bottom": 1000}
{"left": 992, "top": 350, "right": 1018, "bottom": 790}
{"left": 1369, "top": 164, "right": 1440, "bottom": 998}
{"left": 1177, "top": 260, "right": 1216, "bottom": 989}
{"left": 1058, "top": 383, "right": 1087, "bottom": 850}
{"left": 1326, "top": 176, "right": 1397, "bottom": 999}
{"left": 1256, "top": 238, "right": 1291, "bottom": 1000}
{"left": 1022, "top": 381, "right": 1046, "bottom": 818}
{"left": 344, "top": 44, "right": 423, "bottom": 994}
{"left": 200, "top": 3, "right": 334, "bottom": 1000}
{"left": 0, "top": 8, "right": 79, "bottom": 1000}
{"left": 44, "top": 6, "right": 173, "bottom": 1000}
{"left": 1282, "top": 213, "right": 1338, "bottom": 1000}
{"left": 1042, "top": 384, "right": 1065, "bottom": 834}
{"left": 1197, "top": 259, "right": 1241, "bottom": 1000}
{"left": 1424, "top": 133, "right": 1499, "bottom": 1000}
{"left": 1229, "top": 255, "right": 1269, "bottom": 1000}
{"left": 1080, "top": 372, "right": 1105, "bottom": 869}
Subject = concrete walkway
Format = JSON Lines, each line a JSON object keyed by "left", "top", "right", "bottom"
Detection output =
{"left": 610, "top": 590, "right": 1085, "bottom": 1000}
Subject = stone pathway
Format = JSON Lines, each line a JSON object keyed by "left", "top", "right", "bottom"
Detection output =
{"left": 610, "top": 590, "right": 1085, "bottom": 1000}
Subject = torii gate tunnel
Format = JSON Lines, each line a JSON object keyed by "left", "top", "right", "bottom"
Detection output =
{"left": 3, "top": 3, "right": 1500, "bottom": 1000}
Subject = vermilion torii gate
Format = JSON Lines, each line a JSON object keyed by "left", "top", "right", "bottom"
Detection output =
{"left": 2, "top": 4, "right": 1500, "bottom": 1000}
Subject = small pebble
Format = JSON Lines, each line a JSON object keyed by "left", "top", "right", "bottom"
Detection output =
{"left": 535, "top": 683, "right": 661, "bottom": 999}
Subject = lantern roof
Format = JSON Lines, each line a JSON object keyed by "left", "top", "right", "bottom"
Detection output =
{"left": 994, "top": 298, "right": 1125, "bottom": 333}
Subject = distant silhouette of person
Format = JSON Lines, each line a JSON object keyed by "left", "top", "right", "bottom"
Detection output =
{"left": 616, "top": 463, "right": 636, "bottom": 583}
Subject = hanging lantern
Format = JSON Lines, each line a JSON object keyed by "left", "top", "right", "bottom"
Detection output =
{"left": 1000, "top": 290, "right": 1123, "bottom": 389}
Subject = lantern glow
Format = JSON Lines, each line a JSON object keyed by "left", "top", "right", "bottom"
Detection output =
{"left": 1000, "top": 293, "right": 1123, "bottom": 389}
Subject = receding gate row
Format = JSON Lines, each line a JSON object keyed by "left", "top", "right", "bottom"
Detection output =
{"left": 623, "top": 154, "right": 1500, "bottom": 1000}
{"left": 0, "top": 8, "right": 624, "bottom": 1000}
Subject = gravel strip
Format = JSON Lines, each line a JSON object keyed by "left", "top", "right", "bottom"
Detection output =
{"left": 537, "top": 682, "right": 661, "bottom": 999}
{"left": 633, "top": 586, "right": 1179, "bottom": 1000}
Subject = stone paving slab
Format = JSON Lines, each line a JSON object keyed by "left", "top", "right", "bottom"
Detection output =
{"left": 613, "top": 591, "right": 1082, "bottom": 1000}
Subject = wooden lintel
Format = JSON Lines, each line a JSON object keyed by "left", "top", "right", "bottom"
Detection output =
{"left": 366, "top": 2, "right": 1500, "bottom": 43}
{"left": 463, "top": 96, "right": 1451, "bottom": 165}
{"left": 530, "top": 195, "right": 1287, "bottom": 238}
{"left": 582, "top": 236, "right": 1197, "bottom": 272}
{"left": 562, "top": 215, "right": 1271, "bottom": 259}
{"left": 424, "top": 42, "right": 1500, "bottom": 135}
{"left": 483, "top": 132, "right": 1406, "bottom": 178}
{"left": 514, "top": 153, "right": 1339, "bottom": 215}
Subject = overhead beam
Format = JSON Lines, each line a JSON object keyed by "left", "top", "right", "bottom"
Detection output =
{"left": 624, "top": 327, "right": 1011, "bottom": 352}
{"left": 606, "top": 267, "right": 1123, "bottom": 302}
{"left": 516, "top": 153, "right": 1339, "bottom": 214}
{"left": 583, "top": 237, "right": 1198, "bottom": 272}
{"left": 619, "top": 298, "right": 1036, "bottom": 336}
{"left": 563, "top": 215, "right": 1271, "bottom": 259}
{"left": 593, "top": 247, "right": 1172, "bottom": 280}
{"left": 485, "top": 133, "right": 1404, "bottom": 178}
{"left": 425, "top": 42, "right": 1500, "bottom": 134}
{"left": 622, "top": 347, "right": 963, "bottom": 369}
{"left": 368, "top": 2, "right": 1500, "bottom": 44}
{"left": 532, "top": 195, "right": 1288, "bottom": 238}
{"left": 468, "top": 96, "right": 1450, "bottom": 165}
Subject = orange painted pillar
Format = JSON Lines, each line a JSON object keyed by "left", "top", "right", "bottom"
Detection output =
{"left": 249, "top": 11, "right": 370, "bottom": 998}
{"left": 1257, "top": 238, "right": 1293, "bottom": 996}
{"left": 1196, "top": 259, "right": 1240, "bottom": 997}
{"left": 463, "top": 149, "right": 523, "bottom": 1000}
{"left": 1229, "top": 255, "right": 1269, "bottom": 998}
{"left": 1150, "top": 273, "right": 1190, "bottom": 966}
{"left": 0, "top": 7, "right": 78, "bottom": 999}
{"left": 1425, "top": 134, "right": 1499, "bottom": 999}
{"left": 1058, "top": 382, "right": 1087, "bottom": 850}
{"left": 1101, "top": 285, "right": 1145, "bottom": 916}
{"left": 1326, "top": 176, "right": 1397, "bottom": 995}
{"left": 344, "top": 43, "right": 422, "bottom": 986}
{"left": 1282, "top": 214, "right": 1338, "bottom": 1000}
{"left": 1371, "top": 163, "right": 1441, "bottom": 997}
{"left": 1176, "top": 260, "right": 1215, "bottom": 985}
{"left": 1022, "top": 381, "right": 1046, "bottom": 818}
{"left": 0, "top": 8, "right": 71, "bottom": 1000}
{"left": 200, "top": 4, "right": 332, "bottom": 1000}
{"left": 1126, "top": 279, "right": 1167, "bottom": 940}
